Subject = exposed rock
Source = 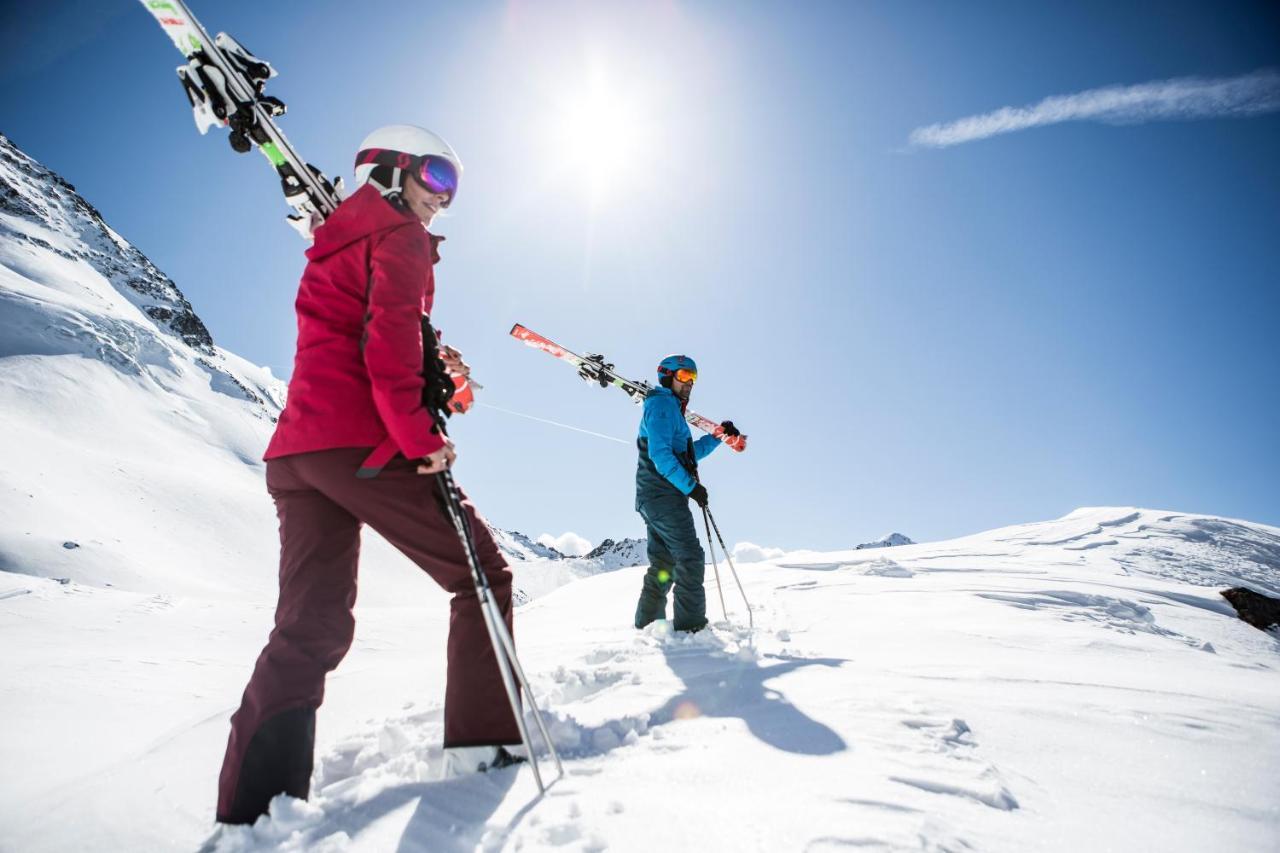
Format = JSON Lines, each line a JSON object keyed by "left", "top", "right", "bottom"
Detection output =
{"left": 582, "top": 538, "right": 647, "bottom": 570}
{"left": 0, "top": 133, "right": 282, "bottom": 418}
{"left": 1221, "top": 587, "right": 1280, "bottom": 632}
{"left": 0, "top": 133, "right": 214, "bottom": 353}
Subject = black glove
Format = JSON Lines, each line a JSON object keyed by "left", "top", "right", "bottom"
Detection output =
{"left": 688, "top": 484, "right": 709, "bottom": 507}
{"left": 719, "top": 420, "right": 741, "bottom": 437}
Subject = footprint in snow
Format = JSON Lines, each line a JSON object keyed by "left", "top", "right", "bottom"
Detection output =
{"left": 889, "top": 712, "right": 1018, "bottom": 812}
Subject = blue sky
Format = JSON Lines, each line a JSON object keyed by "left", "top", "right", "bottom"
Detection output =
{"left": 2, "top": 1, "right": 1278, "bottom": 550}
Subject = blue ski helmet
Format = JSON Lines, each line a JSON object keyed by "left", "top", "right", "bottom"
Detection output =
{"left": 657, "top": 354, "right": 697, "bottom": 381}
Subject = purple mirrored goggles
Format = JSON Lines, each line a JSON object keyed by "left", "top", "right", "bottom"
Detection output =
{"left": 355, "top": 147, "right": 459, "bottom": 205}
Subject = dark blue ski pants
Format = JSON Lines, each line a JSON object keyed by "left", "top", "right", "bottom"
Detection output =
{"left": 635, "top": 493, "right": 707, "bottom": 632}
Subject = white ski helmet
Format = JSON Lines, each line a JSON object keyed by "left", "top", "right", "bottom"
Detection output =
{"left": 353, "top": 124, "right": 462, "bottom": 204}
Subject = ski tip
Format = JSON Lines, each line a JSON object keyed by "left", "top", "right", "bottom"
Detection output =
{"left": 509, "top": 323, "right": 527, "bottom": 336}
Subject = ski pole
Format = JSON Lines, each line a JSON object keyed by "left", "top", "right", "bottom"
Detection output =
{"left": 434, "top": 468, "right": 564, "bottom": 792}
{"left": 701, "top": 506, "right": 729, "bottom": 623}
{"left": 420, "top": 318, "right": 562, "bottom": 788}
{"left": 704, "top": 507, "right": 754, "bottom": 633}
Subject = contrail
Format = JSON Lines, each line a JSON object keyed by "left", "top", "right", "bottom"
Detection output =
{"left": 910, "top": 68, "right": 1280, "bottom": 148}
{"left": 478, "top": 402, "right": 629, "bottom": 445}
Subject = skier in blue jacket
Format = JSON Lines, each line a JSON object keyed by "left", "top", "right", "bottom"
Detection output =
{"left": 634, "top": 354, "right": 742, "bottom": 632}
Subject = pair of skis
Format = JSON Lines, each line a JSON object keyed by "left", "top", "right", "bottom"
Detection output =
{"left": 138, "top": 0, "right": 339, "bottom": 238}
{"left": 509, "top": 325, "right": 747, "bottom": 452}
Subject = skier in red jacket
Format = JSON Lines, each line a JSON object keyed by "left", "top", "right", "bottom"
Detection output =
{"left": 216, "top": 125, "right": 521, "bottom": 826}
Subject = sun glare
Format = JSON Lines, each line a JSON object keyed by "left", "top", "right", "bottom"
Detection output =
{"left": 549, "top": 75, "right": 649, "bottom": 199}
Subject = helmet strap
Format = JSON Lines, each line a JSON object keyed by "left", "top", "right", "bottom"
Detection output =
{"left": 365, "top": 164, "right": 405, "bottom": 199}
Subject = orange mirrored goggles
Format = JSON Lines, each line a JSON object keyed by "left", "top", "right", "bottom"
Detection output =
{"left": 674, "top": 368, "right": 698, "bottom": 384}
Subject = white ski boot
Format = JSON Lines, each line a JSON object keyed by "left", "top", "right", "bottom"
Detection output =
{"left": 440, "top": 745, "right": 526, "bottom": 779}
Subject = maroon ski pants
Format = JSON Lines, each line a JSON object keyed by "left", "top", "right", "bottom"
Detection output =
{"left": 216, "top": 447, "right": 519, "bottom": 822}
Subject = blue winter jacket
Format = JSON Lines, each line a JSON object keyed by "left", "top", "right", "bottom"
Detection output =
{"left": 635, "top": 386, "right": 719, "bottom": 502}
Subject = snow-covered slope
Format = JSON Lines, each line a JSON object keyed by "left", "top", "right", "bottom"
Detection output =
{"left": 0, "top": 133, "right": 291, "bottom": 599}
{"left": 2, "top": 507, "right": 1278, "bottom": 852}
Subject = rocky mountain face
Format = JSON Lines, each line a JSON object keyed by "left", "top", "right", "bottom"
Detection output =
{"left": 583, "top": 537, "right": 648, "bottom": 569}
{"left": 0, "top": 132, "right": 280, "bottom": 412}
{"left": 491, "top": 530, "right": 647, "bottom": 571}
{"left": 0, "top": 135, "right": 212, "bottom": 350}
{"left": 487, "top": 531, "right": 649, "bottom": 606}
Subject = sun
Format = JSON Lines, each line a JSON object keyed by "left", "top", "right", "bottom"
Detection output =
{"left": 548, "top": 75, "right": 648, "bottom": 198}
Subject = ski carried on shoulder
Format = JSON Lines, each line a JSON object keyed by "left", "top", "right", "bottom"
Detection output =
{"left": 138, "top": 0, "right": 340, "bottom": 237}
{"left": 510, "top": 324, "right": 746, "bottom": 452}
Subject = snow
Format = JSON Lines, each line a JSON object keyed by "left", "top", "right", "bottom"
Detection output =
{"left": 3, "top": 136, "right": 1279, "bottom": 852}
{"left": 734, "top": 532, "right": 917, "bottom": 564}
{"left": 3, "top": 508, "right": 1278, "bottom": 852}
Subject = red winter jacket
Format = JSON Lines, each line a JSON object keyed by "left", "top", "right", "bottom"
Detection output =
{"left": 264, "top": 184, "right": 445, "bottom": 469}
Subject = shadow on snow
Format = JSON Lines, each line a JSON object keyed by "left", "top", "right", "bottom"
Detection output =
{"left": 651, "top": 643, "right": 849, "bottom": 755}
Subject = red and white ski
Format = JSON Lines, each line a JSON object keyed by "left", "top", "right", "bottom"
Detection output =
{"left": 510, "top": 324, "right": 746, "bottom": 452}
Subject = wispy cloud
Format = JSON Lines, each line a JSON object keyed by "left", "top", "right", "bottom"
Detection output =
{"left": 537, "top": 531, "right": 593, "bottom": 557}
{"left": 910, "top": 69, "right": 1280, "bottom": 148}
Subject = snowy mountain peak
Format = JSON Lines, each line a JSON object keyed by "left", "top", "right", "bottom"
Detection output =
{"left": 489, "top": 529, "right": 649, "bottom": 574}
{"left": 583, "top": 537, "right": 648, "bottom": 569}
{"left": 490, "top": 532, "right": 649, "bottom": 606}
{"left": 855, "top": 532, "right": 915, "bottom": 550}
{"left": 490, "top": 527, "right": 567, "bottom": 562}
{"left": 0, "top": 132, "right": 214, "bottom": 354}
{"left": 0, "top": 134, "right": 283, "bottom": 416}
